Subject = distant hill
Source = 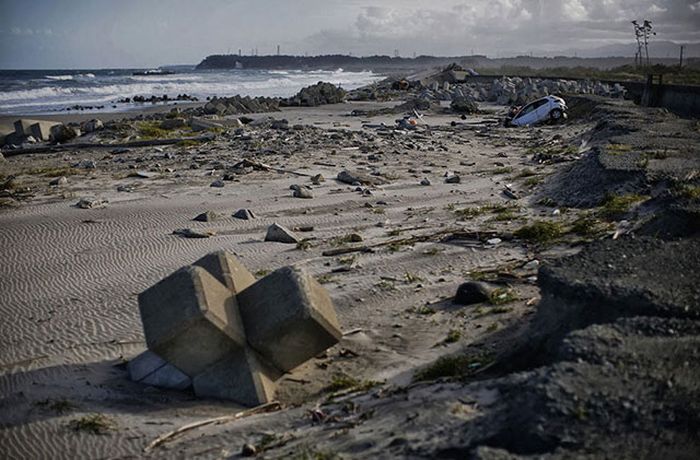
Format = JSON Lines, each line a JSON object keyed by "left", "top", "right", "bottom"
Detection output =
{"left": 559, "top": 41, "right": 700, "bottom": 59}
{"left": 196, "top": 53, "right": 697, "bottom": 73}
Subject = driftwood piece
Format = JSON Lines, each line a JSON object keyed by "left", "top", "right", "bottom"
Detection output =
{"left": 143, "top": 401, "right": 281, "bottom": 452}
{"left": 2, "top": 135, "right": 216, "bottom": 157}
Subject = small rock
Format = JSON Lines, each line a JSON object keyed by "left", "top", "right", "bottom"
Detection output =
{"left": 233, "top": 209, "right": 256, "bottom": 220}
{"left": 420, "top": 178, "right": 431, "bottom": 186}
{"left": 75, "top": 159, "right": 96, "bottom": 169}
{"left": 311, "top": 174, "right": 325, "bottom": 185}
{"left": 454, "top": 281, "right": 494, "bottom": 305}
{"left": 210, "top": 179, "right": 225, "bottom": 188}
{"left": 50, "top": 176, "right": 67, "bottom": 186}
{"left": 486, "top": 238, "right": 502, "bottom": 245}
{"left": 110, "top": 147, "right": 130, "bottom": 154}
{"left": 83, "top": 119, "right": 104, "bottom": 132}
{"left": 241, "top": 444, "right": 257, "bottom": 457}
{"left": 193, "top": 211, "right": 218, "bottom": 222}
{"left": 117, "top": 185, "right": 134, "bottom": 192}
{"left": 293, "top": 188, "right": 314, "bottom": 199}
{"left": 523, "top": 259, "right": 540, "bottom": 271}
{"left": 265, "top": 223, "right": 299, "bottom": 244}
{"left": 173, "top": 228, "right": 214, "bottom": 238}
{"left": 76, "top": 198, "right": 108, "bottom": 209}
{"left": 445, "top": 175, "right": 461, "bottom": 184}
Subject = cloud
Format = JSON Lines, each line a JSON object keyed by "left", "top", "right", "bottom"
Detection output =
{"left": 304, "top": 0, "right": 700, "bottom": 56}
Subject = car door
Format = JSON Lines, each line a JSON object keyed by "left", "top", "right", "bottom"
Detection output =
{"left": 512, "top": 101, "right": 539, "bottom": 126}
{"left": 535, "top": 98, "right": 552, "bottom": 121}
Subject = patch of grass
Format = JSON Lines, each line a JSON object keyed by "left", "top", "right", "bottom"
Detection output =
{"left": 413, "top": 353, "right": 491, "bottom": 382}
{"left": 316, "top": 274, "right": 335, "bottom": 284}
{"left": 376, "top": 280, "right": 396, "bottom": 291}
{"left": 598, "top": 193, "right": 645, "bottom": 219}
{"left": 296, "top": 239, "right": 313, "bottom": 251}
{"left": 338, "top": 255, "right": 357, "bottom": 265}
{"left": 570, "top": 215, "right": 610, "bottom": 237}
{"left": 325, "top": 374, "right": 380, "bottom": 393}
{"left": 606, "top": 143, "right": 633, "bottom": 154}
{"left": 35, "top": 399, "right": 75, "bottom": 414}
{"left": 70, "top": 414, "right": 115, "bottom": 434}
{"left": 488, "top": 288, "right": 517, "bottom": 305}
{"left": 411, "top": 305, "right": 435, "bottom": 315}
{"left": 422, "top": 247, "right": 443, "bottom": 256}
{"left": 137, "top": 121, "right": 169, "bottom": 139}
{"left": 486, "top": 323, "right": 499, "bottom": 332}
{"left": 537, "top": 197, "right": 557, "bottom": 207}
{"left": 404, "top": 272, "right": 422, "bottom": 283}
{"left": 370, "top": 207, "right": 385, "bottom": 214}
{"left": 515, "top": 168, "right": 537, "bottom": 178}
{"left": 254, "top": 269, "right": 271, "bottom": 278}
{"left": 514, "top": 220, "right": 563, "bottom": 243}
{"left": 331, "top": 233, "right": 363, "bottom": 246}
{"left": 523, "top": 176, "right": 543, "bottom": 187}
{"left": 492, "top": 167, "right": 513, "bottom": 175}
{"left": 671, "top": 183, "right": 700, "bottom": 200}
{"left": 444, "top": 329, "right": 462, "bottom": 343}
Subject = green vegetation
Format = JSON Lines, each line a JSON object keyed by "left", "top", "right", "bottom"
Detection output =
{"left": 514, "top": 220, "right": 563, "bottom": 243}
{"left": 296, "top": 239, "right": 314, "bottom": 251}
{"left": 404, "top": 272, "right": 423, "bottom": 283}
{"left": 492, "top": 167, "right": 514, "bottom": 175}
{"left": 35, "top": 398, "right": 75, "bottom": 414}
{"left": 331, "top": 233, "right": 363, "bottom": 246}
{"left": 70, "top": 414, "right": 115, "bottom": 434}
{"left": 325, "top": 374, "right": 381, "bottom": 393}
{"left": 454, "top": 203, "right": 520, "bottom": 221}
{"left": 488, "top": 288, "right": 517, "bottom": 305}
{"left": 137, "top": 121, "right": 169, "bottom": 139}
{"left": 444, "top": 329, "right": 462, "bottom": 343}
{"left": 254, "top": 269, "right": 271, "bottom": 278}
{"left": 475, "top": 64, "right": 700, "bottom": 86}
{"left": 316, "top": 274, "right": 335, "bottom": 285}
{"left": 413, "top": 353, "right": 491, "bottom": 381}
{"left": 411, "top": 305, "right": 436, "bottom": 315}
{"left": 671, "top": 182, "right": 700, "bottom": 200}
{"left": 515, "top": 168, "right": 538, "bottom": 178}
{"left": 570, "top": 215, "right": 611, "bottom": 237}
{"left": 598, "top": 193, "right": 645, "bottom": 219}
{"left": 606, "top": 143, "right": 633, "bottom": 154}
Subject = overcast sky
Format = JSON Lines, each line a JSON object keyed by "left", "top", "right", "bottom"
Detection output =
{"left": 1, "top": 0, "right": 699, "bottom": 69}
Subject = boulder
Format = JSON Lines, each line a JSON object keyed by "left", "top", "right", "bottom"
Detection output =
{"left": 265, "top": 223, "right": 299, "bottom": 244}
{"left": 82, "top": 119, "right": 104, "bottom": 133}
{"left": 454, "top": 281, "right": 495, "bottom": 305}
{"left": 50, "top": 124, "right": 79, "bottom": 143}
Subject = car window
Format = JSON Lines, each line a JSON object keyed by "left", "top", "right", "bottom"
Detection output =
{"left": 516, "top": 103, "right": 536, "bottom": 118}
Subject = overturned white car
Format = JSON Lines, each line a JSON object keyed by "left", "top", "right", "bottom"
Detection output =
{"left": 505, "top": 95, "right": 568, "bottom": 127}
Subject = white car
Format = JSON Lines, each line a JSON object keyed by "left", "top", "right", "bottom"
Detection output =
{"left": 506, "top": 95, "right": 567, "bottom": 127}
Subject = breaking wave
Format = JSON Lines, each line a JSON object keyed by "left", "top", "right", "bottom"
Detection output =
{"left": 0, "top": 68, "right": 380, "bottom": 114}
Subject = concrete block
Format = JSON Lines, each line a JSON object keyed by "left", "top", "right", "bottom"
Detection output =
{"left": 13, "top": 119, "right": 60, "bottom": 138}
{"left": 138, "top": 265, "right": 246, "bottom": 376}
{"left": 128, "top": 350, "right": 191, "bottom": 390}
{"left": 193, "top": 348, "right": 280, "bottom": 406}
{"left": 192, "top": 251, "right": 256, "bottom": 294}
{"left": 238, "top": 266, "right": 341, "bottom": 371}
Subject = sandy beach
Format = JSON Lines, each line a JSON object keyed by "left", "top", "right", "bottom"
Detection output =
{"left": 1, "top": 83, "right": 698, "bottom": 458}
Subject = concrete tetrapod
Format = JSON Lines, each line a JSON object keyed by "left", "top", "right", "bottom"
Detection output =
{"left": 137, "top": 265, "right": 247, "bottom": 377}
{"left": 238, "top": 266, "right": 342, "bottom": 372}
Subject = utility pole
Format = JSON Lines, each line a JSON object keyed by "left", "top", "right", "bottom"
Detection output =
{"left": 679, "top": 44, "right": 685, "bottom": 70}
{"left": 277, "top": 44, "right": 280, "bottom": 56}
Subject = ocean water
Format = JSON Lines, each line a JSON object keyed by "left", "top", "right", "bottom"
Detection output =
{"left": 0, "top": 67, "right": 381, "bottom": 115}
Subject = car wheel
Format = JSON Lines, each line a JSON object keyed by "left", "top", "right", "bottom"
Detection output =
{"left": 550, "top": 108, "right": 563, "bottom": 122}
